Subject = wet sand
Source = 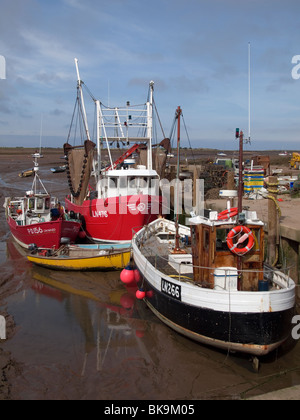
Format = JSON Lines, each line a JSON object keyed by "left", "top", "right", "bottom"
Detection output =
{"left": 1, "top": 148, "right": 300, "bottom": 401}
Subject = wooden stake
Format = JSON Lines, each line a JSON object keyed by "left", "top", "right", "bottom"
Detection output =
{"left": 267, "top": 176, "right": 278, "bottom": 265}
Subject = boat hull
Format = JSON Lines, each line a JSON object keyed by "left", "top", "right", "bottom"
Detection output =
{"left": 65, "top": 194, "right": 163, "bottom": 242}
{"left": 27, "top": 249, "right": 131, "bottom": 271}
{"left": 8, "top": 216, "right": 81, "bottom": 249}
{"left": 19, "top": 170, "right": 34, "bottom": 178}
{"left": 142, "top": 285, "right": 294, "bottom": 356}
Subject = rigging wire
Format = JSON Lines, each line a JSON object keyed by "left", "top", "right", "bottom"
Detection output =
{"left": 153, "top": 98, "right": 165, "bottom": 140}
{"left": 182, "top": 112, "right": 197, "bottom": 165}
{"left": 66, "top": 94, "right": 79, "bottom": 144}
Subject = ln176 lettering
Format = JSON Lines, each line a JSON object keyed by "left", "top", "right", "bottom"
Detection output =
{"left": 161, "top": 279, "right": 181, "bottom": 301}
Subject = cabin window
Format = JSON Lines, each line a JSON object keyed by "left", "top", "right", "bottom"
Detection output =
{"left": 28, "top": 198, "right": 34, "bottom": 210}
{"left": 128, "top": 177, "right": 137, "bottom": 189}
{"left": 36, "top": 198, "right": 44, "bottom": 210}
{"left": 150, "top": 176, "right": 159, "bottom": 194}
{"left": 217, "top": 228, "right": 226, "bottom": 241}
{"left": 108, "top": 177, "right": 117, "bottom": 190}
{"left": 119, "top": 176, "right": 127, "bottom": 189}
{"left": 45, "top": 197, "right": 50, "bottom": 210}
{"left": 137, "top": 177, "right": 148, "bottom": 189}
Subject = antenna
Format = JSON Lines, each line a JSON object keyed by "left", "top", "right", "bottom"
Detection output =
{"left": 248, "top": 42, "right": 251, "bottom": 144}
{"left": 39, "top": 114, "right": 43, "bottom": 154}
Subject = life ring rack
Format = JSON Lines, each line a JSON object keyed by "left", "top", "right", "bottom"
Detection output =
{"left": 226, "top": 225, "right": 255, "bottom": 256}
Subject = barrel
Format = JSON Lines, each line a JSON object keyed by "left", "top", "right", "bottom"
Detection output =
{"left": 258, "top": 280, "right": 269, "bottom": 291}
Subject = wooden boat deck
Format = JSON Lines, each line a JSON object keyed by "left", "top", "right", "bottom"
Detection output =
{"left": 139, "top": 231, "right": 194, "bottom": 281}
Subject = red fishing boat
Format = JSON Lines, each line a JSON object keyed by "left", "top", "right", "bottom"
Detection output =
{"left": 64, "top": 59, "right": 168, "bottom": 243}
{"left": 4, "top": 153, "right": 81, "bottom": 249}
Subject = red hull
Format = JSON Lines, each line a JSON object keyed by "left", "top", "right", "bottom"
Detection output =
{"left": 7, "top": 216, "right": 81, "bottom": 249}
{"left": 65, "top": 194, "right": 163, "bottom": 242}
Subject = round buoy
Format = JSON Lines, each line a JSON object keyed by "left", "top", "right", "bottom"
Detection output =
{"left": 136, "top": 289, "right": 146, "bottom": 300}
{"left": 120, "top": 264, "right": 136, "bottom": 284}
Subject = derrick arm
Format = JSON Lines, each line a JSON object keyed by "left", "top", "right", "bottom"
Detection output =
{"left": 102, "top": 143, "right": 141, "bottom": 171}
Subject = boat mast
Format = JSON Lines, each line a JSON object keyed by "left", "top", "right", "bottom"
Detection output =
{"left": 248, "top": 42, "right": 251, "bottom": 143}
{"left": 237, "top": 128, "right": 244, "bottom": 216}
{"left": 95, "top": 100, "right": 101, "bottom": 175}
{"left": 74, "top": 58, "right": 91, "bottom": 142}
{"left": 173, "top": 106, "right": 185, "bottom": 254}
{"left": 147, "top": 81, "right": 154, "bottom": 170}
{"left": 31, "top": 154, "right": 48, "bottom": 195}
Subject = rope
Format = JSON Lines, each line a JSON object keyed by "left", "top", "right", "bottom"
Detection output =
{"left": 266, "top": 179, "right": 281, "bottom": 267}
{"left": 267, "top": 195, "right": 282, "bottom": 218}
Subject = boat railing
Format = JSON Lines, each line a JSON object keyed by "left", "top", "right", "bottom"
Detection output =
{"left": 134, "top": 242, "right": 294, "bottom": 291}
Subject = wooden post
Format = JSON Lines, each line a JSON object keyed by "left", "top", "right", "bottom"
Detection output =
{"left": 267, "top": 176, "right": 278, "bottom": 265}
{"left": 193, "top": 166, "right": 197, "bottom": 209}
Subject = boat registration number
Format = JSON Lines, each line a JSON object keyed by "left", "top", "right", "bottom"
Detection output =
{"left": 161, "top": 279, "right": 181, "bottom": 301}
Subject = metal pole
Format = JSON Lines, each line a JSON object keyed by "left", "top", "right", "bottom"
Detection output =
{"left": 238, "top": 130, "right": 244, "bottom": 215}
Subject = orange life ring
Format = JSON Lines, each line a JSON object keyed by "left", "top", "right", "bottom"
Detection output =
{"left": 226, "top": 225, "right": 255, "bottom": 256}
{"left": 218, "top": 207, "right": 238, "bottom": 220}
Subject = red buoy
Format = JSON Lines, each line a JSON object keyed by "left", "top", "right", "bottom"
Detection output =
{"left": 136, "top": 289, "right": 146, "bottom": 300}
{"left": 120, "top": 264, "right": 136, "bottom": 285}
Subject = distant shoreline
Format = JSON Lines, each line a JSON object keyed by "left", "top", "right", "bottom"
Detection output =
{"left": 0, "top": 146, "right": 298, "bottom": 154}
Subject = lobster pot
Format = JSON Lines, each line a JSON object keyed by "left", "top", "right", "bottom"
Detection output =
{"left": 214, "top": 267, "right": 238, "bottom": 291}
{"left": 244, "top": 166, "right": 264, "bottom": 193}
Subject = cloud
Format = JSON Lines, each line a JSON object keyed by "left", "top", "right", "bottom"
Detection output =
{"left": 170, "top": 75, "right": 209, "bottom": 94}
{"left": 50, "top": 108, "right": 65, "bottom": 117}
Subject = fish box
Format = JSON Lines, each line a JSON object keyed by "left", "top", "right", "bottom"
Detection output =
{"left": 168, "top": 254, "right": 193, "bottom": 274}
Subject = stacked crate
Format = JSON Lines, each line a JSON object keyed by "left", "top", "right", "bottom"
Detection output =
{"left": 244, "top": 166, "right": 264, "bottom": 193}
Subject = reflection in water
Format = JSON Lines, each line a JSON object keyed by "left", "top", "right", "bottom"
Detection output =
{"left": 29, "top": 266, "right": 150, "bottom": 375}
{"left": 2, "top": 239, "right": 300, "bottom": 400}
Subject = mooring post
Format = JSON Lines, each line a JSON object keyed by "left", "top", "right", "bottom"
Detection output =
{"left": 267, "top": 176, "right": 279, "bottom": 265}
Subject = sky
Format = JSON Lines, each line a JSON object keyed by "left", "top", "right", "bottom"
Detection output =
{"left": 1, "top": 0, "right": 300, "bottom": 151}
